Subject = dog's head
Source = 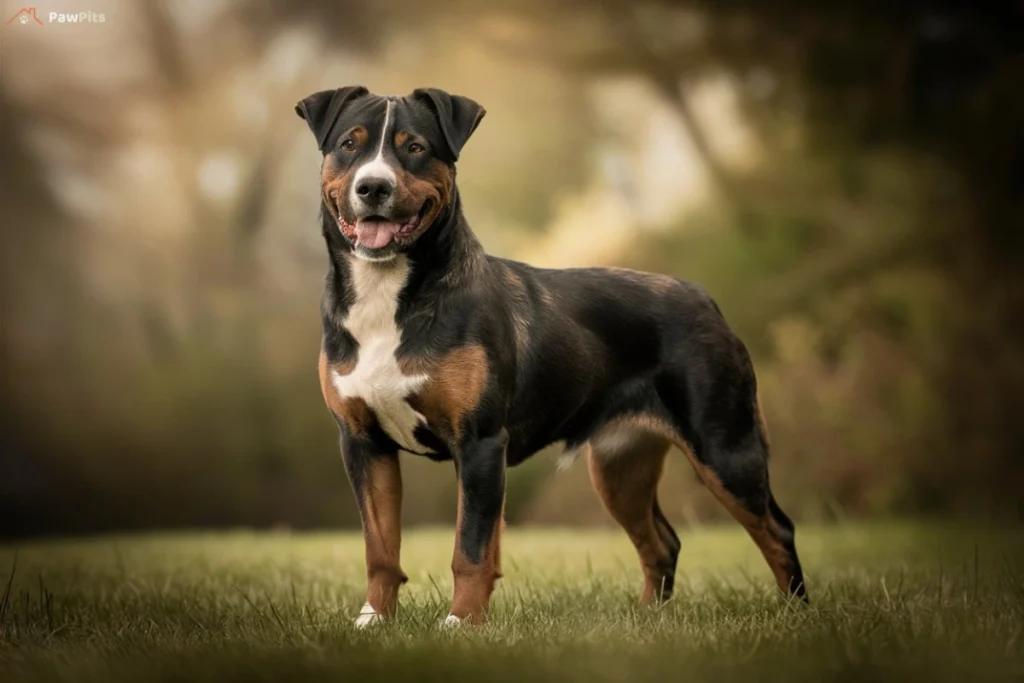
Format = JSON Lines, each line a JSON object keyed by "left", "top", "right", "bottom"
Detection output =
{"left": 296, "top": 87, "right": 485, "bottom": 262}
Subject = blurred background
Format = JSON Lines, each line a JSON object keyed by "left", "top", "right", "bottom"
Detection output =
{"left": 1, "top": 0, "right": 1022, "bottom": 539}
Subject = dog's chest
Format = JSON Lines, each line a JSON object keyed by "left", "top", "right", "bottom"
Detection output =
{"left": 330, "top": 258, "right": 434, "bottom": 453}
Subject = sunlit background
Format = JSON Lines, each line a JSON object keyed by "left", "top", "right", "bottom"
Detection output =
{"left": 2, "top": 0, "right": 1022, "bottom": 538}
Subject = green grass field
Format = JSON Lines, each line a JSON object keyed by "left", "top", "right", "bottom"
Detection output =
{"left": 1, "top": 522, "right": 1023, "bottom": 682}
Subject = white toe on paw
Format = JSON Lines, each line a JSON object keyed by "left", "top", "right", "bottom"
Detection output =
{"left": 353, "top": 602, "right": 383, "bottom": 628}
{"left": 441, "top": 614, "right": 463, "bottom": 628}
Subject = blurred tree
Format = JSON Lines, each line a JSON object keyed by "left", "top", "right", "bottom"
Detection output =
{"left": 2, "top": 0, "right": 1021, "bottom": 535}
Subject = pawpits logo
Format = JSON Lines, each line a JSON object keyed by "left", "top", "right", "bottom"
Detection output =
{"left": 6, "top": 7, "right": 43, "bottom": 24}
{"left": 6, "top": 7, "right": 107, "bottom": 25}
{"left": 48, "top": 9, "right": 106, "bottom": 23}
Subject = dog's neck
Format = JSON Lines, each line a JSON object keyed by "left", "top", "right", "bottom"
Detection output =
{"left": 321, "top": 186, "right": 486, "bottom": 314}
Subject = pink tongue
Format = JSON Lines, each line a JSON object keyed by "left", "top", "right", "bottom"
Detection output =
{"left": 355, "top": 220, "right": 400, "bottom": 249}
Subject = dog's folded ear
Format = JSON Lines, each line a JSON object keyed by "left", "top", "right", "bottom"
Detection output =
{"left": 295, "top": 86, "right": 369, "bottom": 153}
{"left": 412, "top": 88, "right": 486, "bottom": 162}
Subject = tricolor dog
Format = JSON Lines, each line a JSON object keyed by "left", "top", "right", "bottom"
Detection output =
{"left": 296, "top": 86, "right": 807, "bottom": 627}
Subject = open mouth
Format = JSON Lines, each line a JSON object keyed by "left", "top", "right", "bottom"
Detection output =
{"left": 341, "top": 200, "right": 434, "bottom": 251}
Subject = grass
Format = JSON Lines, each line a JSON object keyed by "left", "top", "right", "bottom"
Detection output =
{"left": 1, "top": 521, "right": 1023, "bottom": 682}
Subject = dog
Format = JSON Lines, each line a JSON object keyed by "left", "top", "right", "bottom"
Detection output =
{"left": 295, "top": 86, "right": 807, "bottom": 627}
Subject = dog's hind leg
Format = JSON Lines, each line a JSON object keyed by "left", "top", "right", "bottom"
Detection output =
{"left": 671, "top": 405, "right": 807, "bottom": 601}
{"left": 587, "top": 427, "right": 680, "bottom": 603}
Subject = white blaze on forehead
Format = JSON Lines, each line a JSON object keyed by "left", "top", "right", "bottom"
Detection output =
{"left": 351, "top": 99, "right": 397, "bottom": 198}
{"left": 330, "top": 256, "right": 434, "bottom": 453}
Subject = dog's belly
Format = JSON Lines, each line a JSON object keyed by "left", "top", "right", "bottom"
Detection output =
{"left": 331, "top": 336, "right": 434, "bottom": 454}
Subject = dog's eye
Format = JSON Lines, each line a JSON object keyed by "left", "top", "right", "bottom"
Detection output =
{"left": 408, "top": 142, "right": 426, "bottom": 154}
{"left": 340, "top": 139, "right": 356, "bottom": 152}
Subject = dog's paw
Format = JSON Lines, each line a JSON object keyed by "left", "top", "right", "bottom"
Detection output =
{"left": 439, "top": 614, "right": 463, "bottom": 629}
{"left": 353, "top": 603, "right": 384, "bottom": 629}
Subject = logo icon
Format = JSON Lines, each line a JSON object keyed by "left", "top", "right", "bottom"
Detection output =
{"left": 6, "top": 7, "right": 44, "bottom": 25}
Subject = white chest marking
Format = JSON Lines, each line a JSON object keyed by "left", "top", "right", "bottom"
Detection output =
{"left": 330, "top": 256, "right": 433, "bottom": 453}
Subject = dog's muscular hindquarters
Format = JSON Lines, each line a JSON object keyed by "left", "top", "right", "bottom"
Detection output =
{"left": 297, "top": 86, "right": 807, "bottom": 626}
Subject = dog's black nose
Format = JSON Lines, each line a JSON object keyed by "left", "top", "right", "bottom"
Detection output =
{"left": 355, "top": 177, "right": 395, "bottom": 204}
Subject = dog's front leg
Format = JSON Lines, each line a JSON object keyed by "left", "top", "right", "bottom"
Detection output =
{"left": 340, "top": 434, "right": 406, "bottom": 627}
{"left": 446, "top": 431, "right": 507, "bottom": 626}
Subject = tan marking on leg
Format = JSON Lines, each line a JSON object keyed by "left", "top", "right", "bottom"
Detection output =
{"left": 359, "top": 455, "right": 407, "bottom": 617}
{"left": 403, "top": 345, "right": 488, "bottom": 443}
{"left": 318, "top": 351, "right": 373, "bottom": 435}
{"left": 450, "top": 487, "right": 504, "bottom": 624}
{"left": 676, "top": 442, "right": 794, "bottom": 593}
{"left": 587, "top": 428, "right": 674, "bottom": 603}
